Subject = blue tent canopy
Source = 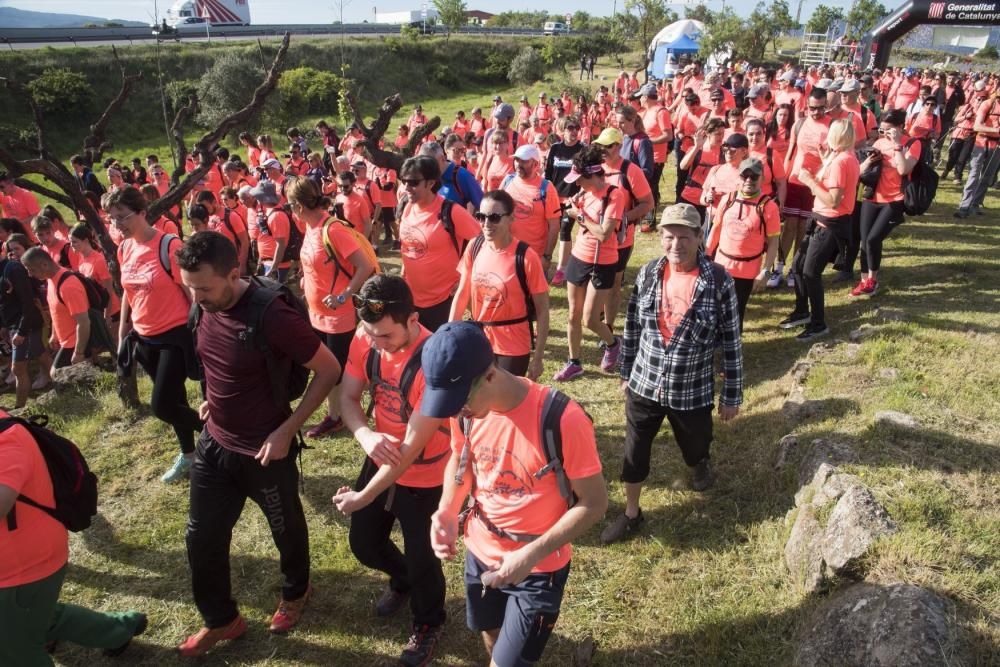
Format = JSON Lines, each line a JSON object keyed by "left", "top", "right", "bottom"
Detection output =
{"left": 661, "top": 33, "right": 700, "bottom": 53}
{"left": 649, "top": 33, "right": 701, "bottom": 79}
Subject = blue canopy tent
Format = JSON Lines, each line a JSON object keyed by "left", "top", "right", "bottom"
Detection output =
{"left": 648, "top": 32, "right": 701, "bottom": 79}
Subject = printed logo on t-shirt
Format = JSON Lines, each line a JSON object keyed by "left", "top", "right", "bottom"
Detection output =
{"left": 725, "top": 214, "right": 757, "bottom": 242}
{"left": 374, "top": 383, "right": 405, "bottom": 425}
{"left": 512, "top": 199, "right": 534, "bottom": 221}
{"left": 400, "top": 226, "right": 428, "bottom": 260}
{"left": 473, "top": 271, "right": 508, "bottom": 309}
{"left": 476, "top": 443, "right": 535, "bottom": 506}
{"left": 121, "top": 267, "right": 155, "bottom": 294}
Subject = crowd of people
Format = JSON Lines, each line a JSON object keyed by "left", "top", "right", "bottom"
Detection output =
{"left": 1, "top": 53, "right": 998, "bottom": 667}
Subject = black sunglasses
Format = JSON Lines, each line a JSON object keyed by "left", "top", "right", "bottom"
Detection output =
{"left": 400, "top": 178, "right": 424, "bottom": 187}
{"left": 474, "top": 212, "right": 507, "bottom": 224}
{"left": 352, "top": 294, "right": 400, "bottom": 313}
{"left": 808, "top": 106, "right": 826, "bottom": 111}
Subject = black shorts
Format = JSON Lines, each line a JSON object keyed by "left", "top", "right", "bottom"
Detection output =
{"left": 614, "top": 244, "right": 634, "bottom": 274}
{"left": 11, "top": 330, "right": 44, "bottom": 363}
{"left": 464, "top": 551, "right": 570, "bottom": 667}
{"left": 315, "top": 329, "right": 354, "bottom": 382}
{"left": 381, "top": 206, "right": 396, "bottom": 225}
{"left": 564, "top": 255, "right": 616, "bottom": 290}
{"left": 495, "top": 353, "right": 530, "bottom": 377}
{"left": 784, "top": 183, "right": 815, "bottom": 218}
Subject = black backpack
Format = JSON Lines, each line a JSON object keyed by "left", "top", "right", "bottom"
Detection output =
{"left": 437, "top": 199, "right": 465, "bottom": 257}
{"left": 468, "top": 235, "right": 537, "bottom": 349}
{"left": 56, "top": 270, "right": 110, "bottom": 311}
{"left": 189, "top": 277, "right": 310, "bottom": 410}
{"left": 2, "top": 415, "right": 98, "bottom": 532}
{"left": 902, "top": 138, "right": 939, "bottom": 216}
{"left": 265, "top": 208, "right": 304, "bottom": 262}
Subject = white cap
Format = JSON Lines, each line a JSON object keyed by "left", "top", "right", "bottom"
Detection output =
{"left": 974, "top": 80, "right": 987, "bottom": 91}
{"left": 261, "top": 158, "right": 281, "bottom": 171}
{"left": 513, "top": 144, "right": 541, "bottom": 162}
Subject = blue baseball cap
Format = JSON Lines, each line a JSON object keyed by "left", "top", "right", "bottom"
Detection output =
{"left": 420, "top": 322, "right": 495, "bottom": 418}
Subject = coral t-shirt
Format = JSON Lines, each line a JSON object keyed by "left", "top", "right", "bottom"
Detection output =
{"left": 749, "top": 148, "right": 784, "bottom": 197}
{"left": 0, "top": 186, "right": 41, "bottom": 224}
{"left": 452, "top": 381, "right": 602, "bottom": 573}
{"left": 300, "top": 218, "right": 362, "bottom": 334}
{"left": 871, "top": 136, "right": 922, "bottom": 203}
{"left": 814, "top": 152, "right": 860, "bottom": 219}
{"left": 0, "top": 412, "right": 68, "bottom": 588}
{"left": 603, "top": 161, "right": 652, "bottom": 249}
{"left": 485, "top": 156, "right": 515, "bottom": 191}
{"left": 657, "top": 266, "right": 699, "bottom": 344}
{"left": 209, "top": 210, "right": 247, "bottom": 252}
{"left": 504, "top": 175, "right": 562, "bottom": 260}
{"left": 459, "top": 238, "right": 548, "bottom": 356}
{"left": 789, "top": 117, "right": 831, "bottom": 186}
{"left": 47, "top": 268, "right": 89, "bottom": 349}
{"left": 118, "top": 230, "right": 189, "bottom": 337}
{"left": 399, "top": 196, "right": 480, "bottom": 308}
{"left": 905, "top": 112, "right": 941, "bottom": 140}
{"left": 344, "top": 326, "right": 450, "bottom": 488}
{"left": 257, "top": 207, "right": 292, "bottom": 269}
{"left": 642, "top": 106, "right": 674, "bottom": 164}
{"left": 77, "top": 250, "right": 120, "bottom": 315}
{"left": 709, "top": 195, "right": 782, "bottom": 279}
{"left": 335, "top": 191, "right": 373, "bottom": 230}
{"left": 151, "top": 216, "right": 180, "bottom": 236}
{"left": 570, "top": 184, "right": 626, "bottom": 266}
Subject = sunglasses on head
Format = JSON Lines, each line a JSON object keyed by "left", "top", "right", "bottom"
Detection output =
{"left": 474, "top": 212, "right": 507, "bottom": 224}
{"left": 352, "top": 294, "right": 399, "bottom": 313}
{"left": 400, "top": 178, "right": 424, "bottom": 187}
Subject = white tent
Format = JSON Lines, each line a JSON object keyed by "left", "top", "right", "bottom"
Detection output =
{"left": 648, "top": 19, "right": 706, "bottom": 55}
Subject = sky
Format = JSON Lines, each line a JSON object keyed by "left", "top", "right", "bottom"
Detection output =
{"left": 0, "top": 0, "right": 867, "bottom": 26}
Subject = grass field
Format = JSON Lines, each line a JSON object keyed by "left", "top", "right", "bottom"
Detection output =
{"left": 13, "top": 66, "right": 1000, "bottom": 666}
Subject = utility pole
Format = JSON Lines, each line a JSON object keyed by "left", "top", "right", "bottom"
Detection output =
{"left": 795, "top": 0, "right": 805, "bottom": 26}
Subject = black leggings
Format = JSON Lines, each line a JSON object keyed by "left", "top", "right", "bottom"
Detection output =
{"left": 732, "top": 277, "right": 754, "bottom": 332}
{"left": 945, "top": 136, "right": 975, "bottom": 179}
{"left": 496, "top": 353, "right": 530, "bottom": 377}
{"left": 859, "top": 200, "right": 904, "bottom": 273}
{"left": 792, "top": 217, "right": 851, "bottom": 328}
{"left": 135, "top": 329, "right": 203, "bottom": 455}
{"left": 415, "top": 297, "right": 452, "bottom": 333}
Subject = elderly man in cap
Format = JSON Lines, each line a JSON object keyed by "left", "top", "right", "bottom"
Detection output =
{"left": 601, "top": 203, "right": 743, "bottom": 544}
{"left": 426, "top": 321, "right": 607, "bottom": 667}
{"left": 744, "top": 84, "right": 774, "bottom": 123}
{"left": 636, "top": 82, "right": 675, "bottom": 216}
{"left": 497, "top": 143, "right": 562, "bottom": 269}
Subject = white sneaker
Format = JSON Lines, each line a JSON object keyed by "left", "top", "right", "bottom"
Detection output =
{"left": 786, "top": 273, "right": 795, "bottom": 288}
{"left": 765, "top": 270, "right": 783, "bottom": 288}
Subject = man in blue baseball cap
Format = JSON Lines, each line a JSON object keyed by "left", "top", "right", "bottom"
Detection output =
{"left": 422, "top": 321, "right": 607, "bottom": 667}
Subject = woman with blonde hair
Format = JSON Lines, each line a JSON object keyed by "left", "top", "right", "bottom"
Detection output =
{"left": 779, "top": 118, "right": 860, "bottom": 341}
{"left": 286, "top": 176, "right": 377, "bottom": 437}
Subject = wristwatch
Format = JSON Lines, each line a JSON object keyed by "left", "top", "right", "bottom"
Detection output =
{"left": 336, "top": 293, "right": 348, "bottom": 305}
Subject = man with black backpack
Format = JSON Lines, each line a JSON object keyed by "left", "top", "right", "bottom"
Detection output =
{"left": 332, "top": 274, "right": 453, "bottom": 667}
{"left": 1, "top": 410, "right": 148, "bottom": 664}
{"left": 425, "top": 321, "right": 607, "bottom": 667}
{"left": 174, "top": 232, "right": 342, "bottom": 657}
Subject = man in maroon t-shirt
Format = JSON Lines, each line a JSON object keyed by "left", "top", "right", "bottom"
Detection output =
{"left": 175, "top": 231, "right": 341, "bottom": 657}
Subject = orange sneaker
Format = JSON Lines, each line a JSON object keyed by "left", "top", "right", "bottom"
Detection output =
{"left": 176, "top": 615, "right": 247, "bottom": 657}
{"left": 269, "top": 585, "right": 313, "bottom": 634}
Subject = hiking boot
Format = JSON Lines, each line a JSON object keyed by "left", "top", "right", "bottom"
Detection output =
{"left": 375, "top": 587, "right": 409, "bottom": 617}
{"left": 691, "top": 459, "right": 714, "bottom": 492}
{"left": 850, "top": 278, "right": 878, "bottom": 298}
{"left": 765, "top": 269, "right": 783, "bottom": 288}
{"left": 600, "top": 509, "right": 644, "bottom": 544}
{"left": 953, "top": 208, "right": 970, "bottom": 219}
{"left": 161, "top": 453, "right": 192, "bottom": 484}
{"left": 306, "top": 414, "right": 343, "bottom": 439}
{"left": 599, "top": 337, "right": 621, "bottom": 373}
{"left": 553, "top": 361, "right": 584, "bottom": 382}
{"left": 399, "top": 623, "right": 444, "bottom": 667}
{"left": 550, "top": 268, "right": 566, "bottom": 287}
{"left": 103, "top": 612, "right": 148, "bottom": 657}
{"left": 269, "top": 585, "right": 313, "bottom": 634}
{"left": 778, "top": 312, "right": 811, "bottom": 329}
{"left": 176, "top": 615, "right": 247, "bottom": 657}
{"left": 796, "top": 323, "right": 830, "bottom": 342}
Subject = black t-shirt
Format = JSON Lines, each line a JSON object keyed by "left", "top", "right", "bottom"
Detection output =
{"left": 0, "top": 259, "right": 44, "bottom": 334}
{"left": 197, "top": 283, "right": 321, "bottom": 455}
{"left": 545, "top": 141, "right": 586, "bottom": 199}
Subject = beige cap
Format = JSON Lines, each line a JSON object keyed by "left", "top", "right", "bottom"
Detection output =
{"left": 657, "top": 203, "right": 703, "bottom": 231}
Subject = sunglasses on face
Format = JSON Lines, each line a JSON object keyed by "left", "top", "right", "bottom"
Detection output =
{"left": 474, "top": 212, "right": 507, "bottom": 224}
{"left": 338, "top": 183, "right": 353, "bottom": 189}
{"left": 808, "top": 106, "right": 825, "bottom": 112}
{"left": 741, "top": 173, "right": 760, "bottom": 181}
{"left": 352, "top": 294, "right": 399, "bottom": 313}
{"left": 400, "top": 178, "right": 424, "bottom": 187}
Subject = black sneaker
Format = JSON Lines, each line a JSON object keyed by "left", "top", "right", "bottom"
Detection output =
{"left": 953, "top": 208, "right": 970, "bottom": 219}
{"left": 600, "top": 509, "right": 644, "bottom": 544}
{"left": 103, "top": 613, "right": 148, "bottom": 657}
{"left": 778, "top": 312, "right": 811, "bottom": 329}
{"left": 691, "top": 459, "right": 714, "bottom": 492}
{"left": 376, "top": 587, "right": 409, "bottom": 617}
{"left": 399, "top": 624, "right": 443, "bottom": 667}
{"left": 831, "top": 270, "right": 854, "bottom": 284}
{"left": 796, "top": 323, "right": 830, "bottom": 341}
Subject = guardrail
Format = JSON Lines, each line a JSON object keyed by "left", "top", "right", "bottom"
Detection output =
{"left": 0, "top": 24, "right": 551, "bottom": 45}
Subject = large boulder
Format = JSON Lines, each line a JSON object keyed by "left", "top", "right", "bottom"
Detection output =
{"left": 51, "top": 362, "right": 104, "bottom": 391}
{"left": 785, "top": 506, "right": 826, "bottom": 593}
{"left": 821, "top": 485, "right": 897, "bottom": 574}
{"left": 797, "top": 439, "right": 858, "bottom": 488}
{"left": 794, "top": 583, "right": 954, "bottom": 666}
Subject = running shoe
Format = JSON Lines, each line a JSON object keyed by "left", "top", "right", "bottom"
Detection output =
{"left": 553, "top": 361, "right": 584, "bottom": 382}
{"left": 786, "top": 273, "right": 795, "bottom": 288}
{"left": 600, "top": 509, "right": 645, "bottom": 544}
{"left": 161, "top": 453, "right": 192, "bottom": 484}
{"left": 177, "top": 615, "right": 247, "bottom": 657}
{"left": 600, "top": 337, "right": 621, "bottom": 372}
{"left": 796, "top": 323, "right": 830, "bottom": 341}
{"left": 765, "top": 269, "right": 783, "bottom": 289}
{"left": 306, "top": 414, "right": 343, "bottom": 438}
{"left": 550, "top": 268, "right": 566, "bottom": 287}
{"left": 850, "top": 277, "right": 879, "bottom": 298}
{"left": 270, "top": 585, "right": 313, "bottom": 634}
{"left": 399, "top": 624, "right": 444, "bottom": 667}
{"left": 778, "top": 312, "right": 811, "bottom": 329}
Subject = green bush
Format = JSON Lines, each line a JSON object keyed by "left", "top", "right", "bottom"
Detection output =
{"left": 26, "top": 68, "right": 93, "bottom": 115}
{"left": 508, "top": 47, "right": 545, "bottom": 86}
{"left": 164, "top": 79, "right": 199, "bottom": 114}
{"left": 400, "top": 24, "right": 421, "bottom": 40}
{"left": 480, "top": 47, "right": 512, "bottom": 80}
{"left": 272, "top": 66, "right": 343, "bottom": 127}
{"left": 975, "top": 45, "right": 998, "bottom": 60}
{"left": 196, "top": 51, "right": 277, "bottom": 130}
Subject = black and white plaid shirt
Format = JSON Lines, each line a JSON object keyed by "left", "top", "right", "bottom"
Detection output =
{"left": 620, "top": 253, "right": 743, "bottom": 410}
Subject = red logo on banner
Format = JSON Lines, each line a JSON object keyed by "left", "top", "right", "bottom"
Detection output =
{"left": 928, "top": 2, "right": 946, "bottom": 18}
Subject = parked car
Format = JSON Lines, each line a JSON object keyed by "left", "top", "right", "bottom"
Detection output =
{"left": 543, "top": 21, "right": 569, "bottom": 36}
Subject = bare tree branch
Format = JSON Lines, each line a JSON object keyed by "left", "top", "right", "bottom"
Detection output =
{"left": 84, "top": 45, "right": 144, "bottom": 166}
{"left": 147, "top": 32, "right": 291, "bottom": 222}
{"left": 169, "top": 94, "right": 198, "bottom": 178}
{"left": 344, "top": 91, "right": 439, "bottom": 173}
{"left": 13, "top": 178, "right": 74, "bottom": 208}
{"left": 403, "top": 117, "right": 441, "bottom": 155}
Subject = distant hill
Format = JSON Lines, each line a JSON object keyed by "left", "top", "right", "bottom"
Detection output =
{"left": 0, "top": 7, "right": 147, "bottom": 28}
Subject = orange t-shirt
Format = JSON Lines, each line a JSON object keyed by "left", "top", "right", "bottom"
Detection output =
{"left": 675, "top": 108, "right": 708, "bottom": 153}
{"left": 702, "top": 162, "right": 747, "bottom": 211}
{"left": 452, "top": 381, "right": 602, "bottom": 573}
{"left": 374, "top": 167, "right": 398, "bottom": 208}
{"left": 642, "top": 106, "right": 673, "bottom": 164}
{"left": 76, "top": 250, "right": 120, "bottom": 315}
{"left": 709, "top": 195, "right": 781, "bottom": 279}
{"left": 209, "top": 210, "right": 247, "bottom": 252}
{"left": 151, "top": 217, "right": 180, "bottom": 236}
{"left": 257, "top": 207, "right": 292, "bottom": 269}
{"left": 603, "top": 161, "right": 653, "bottom": 249}
{"left": 905, "top": 112, "right": 941, "bottom": 140}
{"left": 814, "top": 151, "right": 860, "bottom": 219}
{"left": 247, "top": 145, "right": 261, "bottom": 169}
{"left": 43, "top": 242, "right": 80, "bottom": 271}
{"left": 0, "top": 412, "right": 69, "bottom": 588}
{"left": 871, "top": 136, "right": 922, "bottom": 203}
{"left": 789, "top": 117, "right": 831, "bottom": 186}
{"left": 300, "top": 219, "right": 362, "bottom": 334}
{"left": 118, "top": 230, "right": 189, "bottom": 336}
{"left": 336, "top": 191, "right": 373, "bottom": 230}
{"left": 504, "top": 175, "right": 562, "bottom": 260}
{"left": 399, "top": 197, "right": 481, "bottom": 308}
{"left": 459, "top": 238, "right": 548, "bottom": 356}
{"left": 570, "top": 185, "right": 627, "bottom": 266}
{"left": 47, "top": 268, "right": 89, "bottom": 349}
{"left": 0, "top": 186, "right": 41, "bottom": 224}
{"left": 657, "top": 266, "right": 699, "bottom": 344}
{"left": 344, "top": 326, "right": 450, "bottom": 488}
{"left": 681, "top": 146, "right": 723, "bottom": 205}
{"left": 749, "top": 147, "right": 784, "bottom": 197}
{"left": 484, "top": 156, "right": 515, "bottom": 191}
{"left": 973, "top": 99, "right": 1000, "bottom": 149}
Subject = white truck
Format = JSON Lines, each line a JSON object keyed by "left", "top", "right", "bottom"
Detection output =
{"left": 163, "top": 0, "right": 251, "bottom": 27}
{"left": 374, "top": 9, "right": 440, "bottom": 26}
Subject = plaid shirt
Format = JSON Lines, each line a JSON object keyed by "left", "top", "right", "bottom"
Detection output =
{"left": 620, "top": 253, "right": 743, "bottom": 410}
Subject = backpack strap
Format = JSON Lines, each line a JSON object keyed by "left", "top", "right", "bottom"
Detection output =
{"left": 514, "top": 241, "right": 535, "bottom": 350}
{"left": 221, "top": 208, "right": 241, "bottom": 251}
{"left": 450, "top": 165, "right": 465, "bottom": 202}
{"left": 618, "top": 159, "right": 637, "bottom": 202}
{"left": 500, "top": 173, "right": 515, "bottom": 190}
{"left": 158, "top": 233, "right": 179, "bottom": 277}
{"left": 244, "top": 277, "right": 293, "bottom": 408}
{"left": 534, "top": 388, "right": 576, "bottom": 509}
{"left": 321, "top": 216, "right": 353, "bottom": 286}
{"left": 438, "top": 199, "right": 462, "bottom": 257}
